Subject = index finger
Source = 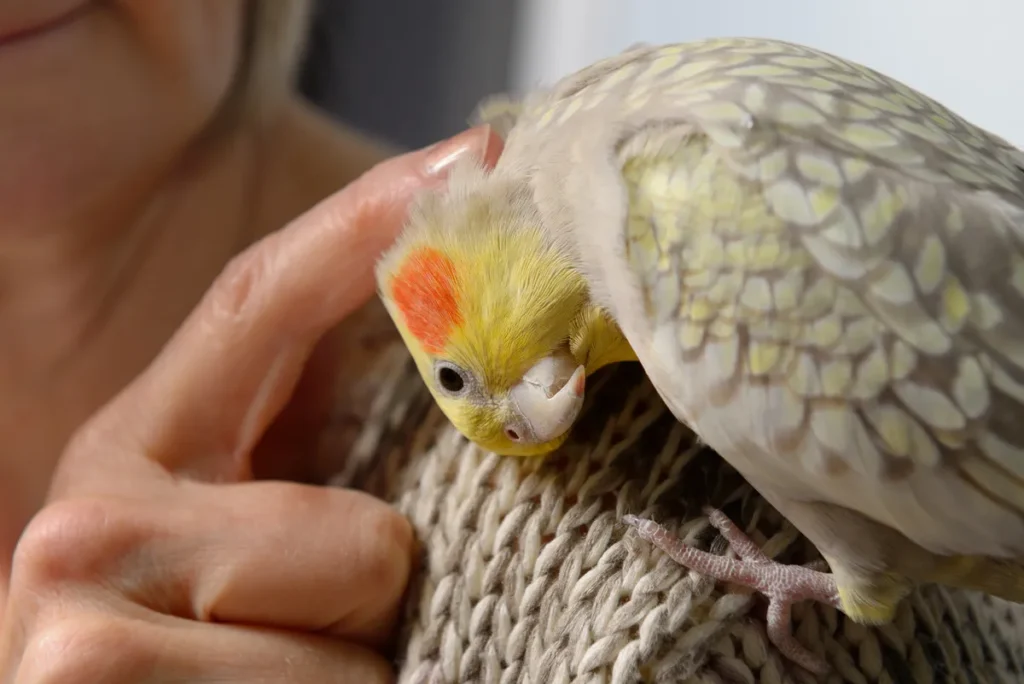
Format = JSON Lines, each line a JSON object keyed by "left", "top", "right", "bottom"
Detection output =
{"left": 78, "top": 126, "right": 503, "bottom": 483}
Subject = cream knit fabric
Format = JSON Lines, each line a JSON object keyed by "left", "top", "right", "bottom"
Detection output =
{"left": 326, "top": 308, "right": 1024, "bottom": 684}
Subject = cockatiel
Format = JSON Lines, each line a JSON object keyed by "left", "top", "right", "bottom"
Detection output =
{"left": 375, "top": 37, "right": 1024, "bottom": 673}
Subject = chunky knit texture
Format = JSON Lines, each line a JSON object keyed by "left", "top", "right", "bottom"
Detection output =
{"left": 326, "top": 311, "right": 1024, "bottom": 684}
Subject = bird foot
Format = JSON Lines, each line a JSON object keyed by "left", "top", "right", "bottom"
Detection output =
{"left": 623, "top": 508, "right": 840, "bottom": 675}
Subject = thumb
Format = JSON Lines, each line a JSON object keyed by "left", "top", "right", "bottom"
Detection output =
{"left": 54, "top": 126, "right": 504, "bottom": 492}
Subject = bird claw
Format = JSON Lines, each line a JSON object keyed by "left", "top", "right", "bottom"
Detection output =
{"left": 623, "top": 508, "right": 839, "bottom": 675}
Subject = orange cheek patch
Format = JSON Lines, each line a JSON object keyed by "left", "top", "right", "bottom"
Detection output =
{"left": 390, "top": 247, "right": 462, "bottom": 355}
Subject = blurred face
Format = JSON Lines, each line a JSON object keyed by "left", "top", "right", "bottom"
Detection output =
{"left": 0, "top": 0, "right": 246, "bottom": 233}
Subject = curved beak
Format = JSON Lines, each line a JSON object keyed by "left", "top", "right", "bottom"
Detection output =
{"left": 507, "top": 351, "right": 586, "bottom": 445}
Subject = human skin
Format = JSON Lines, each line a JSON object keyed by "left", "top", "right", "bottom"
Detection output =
{"left": 0, "top": 1, "right": 502, "bottom": 680}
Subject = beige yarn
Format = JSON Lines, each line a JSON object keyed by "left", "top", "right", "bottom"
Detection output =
{"left": 326, "top": 304, "right": 1024, "bottom": 684}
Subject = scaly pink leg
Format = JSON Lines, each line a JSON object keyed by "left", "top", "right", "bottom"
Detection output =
{"left": 622, "top": 508, "right": 840, "bottom": 675}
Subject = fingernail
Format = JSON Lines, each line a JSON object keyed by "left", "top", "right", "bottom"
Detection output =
{"left": 424, "top": 125, "right": 492, "bottom": 176}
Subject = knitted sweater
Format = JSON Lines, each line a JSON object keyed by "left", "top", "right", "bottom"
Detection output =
{"left": 325, "top": 301, "right": 1024, "bottom": 684}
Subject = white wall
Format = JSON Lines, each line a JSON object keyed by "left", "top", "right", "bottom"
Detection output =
{"left": 510, "top": 0, "right": 1024, "bottom": 146}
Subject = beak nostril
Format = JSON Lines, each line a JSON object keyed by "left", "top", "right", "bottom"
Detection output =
{"left": 508, "top": 360, "right": 586, "bottom": 443}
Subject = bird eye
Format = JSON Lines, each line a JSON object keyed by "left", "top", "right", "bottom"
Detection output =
{"left": 438, "top": 367, "right": 463, "bottom": 392}
{"left": 434, "top": 362, "right": 469, "bottom": 395}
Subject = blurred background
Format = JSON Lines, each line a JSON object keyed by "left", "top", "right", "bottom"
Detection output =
{"left": 298, "top": 0, "right": 1024, "bottom": 149}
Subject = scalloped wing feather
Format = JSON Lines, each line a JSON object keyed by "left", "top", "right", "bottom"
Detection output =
{"left": 496, "top": 37, "right": 1024, "bottom": 560}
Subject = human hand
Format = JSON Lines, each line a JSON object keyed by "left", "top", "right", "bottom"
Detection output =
{"left": 0, "top": 126, "right": 504, "bottom": 683}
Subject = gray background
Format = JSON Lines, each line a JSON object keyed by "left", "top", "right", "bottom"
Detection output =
{"left": 298, "top": 0, "right": 520, "bottom": 150}
{"left": 296, "top": 0, "right": 1024, "bottom": 148}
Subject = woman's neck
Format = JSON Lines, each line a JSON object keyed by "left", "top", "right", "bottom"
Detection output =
{"left": 3, "top": 131, "right": 255, "bottom": 371}
{"left": 0, "top": 96, "right": 391, "bottom": 387}
{"left": 0, "top": 96, "right": 394, "bottom": 596}
{"left": 0, "top": 113, "right": 261, "bottom": 581}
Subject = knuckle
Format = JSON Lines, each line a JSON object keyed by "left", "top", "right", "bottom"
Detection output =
{"left": 12, "top": 499, "right": 141, "bottom": 589}
{"left": 50, "top": 404, "right": 145, "bottom": 501}
{"left": 19, "top": 616, "right": 147, "bottom": 684}
{"left": 61, "top": 418, "right": 105, "bottom": 460}
{"left": 57, "top": 418, "right": 117, "bottom": 477}
{"left": 207, "top": 245, "right": 270, "bottom": 322}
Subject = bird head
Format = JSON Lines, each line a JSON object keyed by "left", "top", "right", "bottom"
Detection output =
{"left": 375, "top": 157, "right": 592, "bottom": 456}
